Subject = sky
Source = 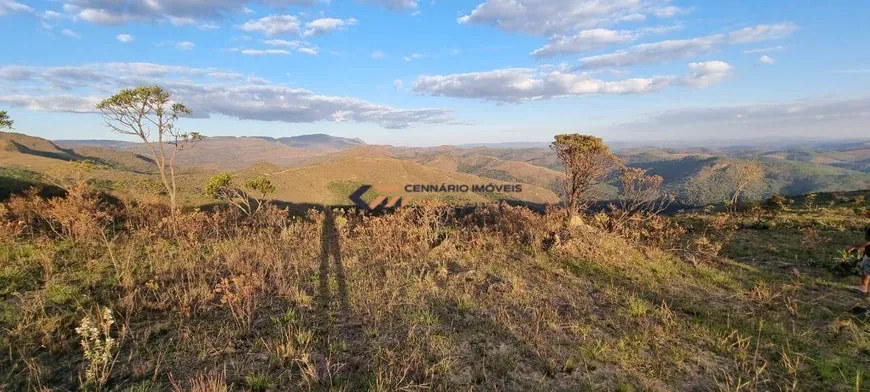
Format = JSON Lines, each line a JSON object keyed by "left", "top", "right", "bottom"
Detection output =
{"left": 1, "top": 0, "right": 869, "bottom": 146}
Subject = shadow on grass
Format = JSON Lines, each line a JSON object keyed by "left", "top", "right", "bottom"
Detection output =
{"left": 318, "top": 208, "right": 349, "bottom": 311}
{"left": 0, "top": 175, "right": 64, "bottom": 200}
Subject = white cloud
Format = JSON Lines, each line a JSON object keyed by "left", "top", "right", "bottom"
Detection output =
{"left": 0, "top": 0, "right": 32, "bottom": 16}
{"left": 394, "top": 79, "right": 403, "bottom": 90}
{"left": 43, "top": 10, "right": 64, "bottom": 19}
{"left": 413, "top": 62, "right": 731, "bottom": 103}
{"left": 404, "top": 53, "right": 422, "bottom": 61}
{"left": 239, "top": 14, "right": 301, "bottom": 36}
{"left": 576, "top": 24, "right": 796, "bottom": 70}
{"left": 743, "top": 45, "right": 784, "bottom": 54}
{"left": 169, "top": 16, "right": 196, "bottom": 26}
{"left": 759, "top": 55, "right": 774, "bottom": 65}
{"left": 62, "top": 29, "right": 82, "bottom": 39}
{"left": 531, "top": 28, "right": 638, "bottom": 58}
{"left": 359, "top": 0, "right": 417, "bottom": 10}
{"left": 652, "top": 5, "right": 685, "bottom": 18}
{"left": 176, "top": 41, "right": 195, "bottom": 50}
{"left": 240, "top": 49, "right": 290, "bottom": 56}
{"left": 116, "top": 34, "right": 135, "bottom": 43}
{"left": 0, "top": 62, "right": 454, "bottom": 129}
{"left": 728, "top": 22, "right": 797, "bottom": 43}
{"left": 208, "top": 72, "right": 245, "bottom": 80}
{"left": 682, "top": 61, "right": 732, "bottom": 87}
{"left": 577, "top": 34, "right": 724, "bottom": 70}
{"left": 619, "top": 13, "right": 646, "bottom": 23}
{"left": 458, "top": 0, "right": 672, "bottom": 35}
{"left": 303, "top": 17, "right": 358, "bottom": 37}
{"left": 77, "top": 7, "right": 139, "bottom": 25}
{"left": 0, "top": 66, "right": 36, "bottom": 81}
{"left": 62, "top": 0, "right": 316, "bottom": 26}
{"left": 414, "top": 67, "right": 673, "bottom": 102}
{"left": 264, "top": 39, "right": 305, "bottom": 48}
{"left": 297, "top": 47, "right": 318, "bottom": 56}
{"left": 371, "top": 50, "right": 386, "bottom": 59}
{"left": 0, "top": 95, "right": 101, "bottom": 113}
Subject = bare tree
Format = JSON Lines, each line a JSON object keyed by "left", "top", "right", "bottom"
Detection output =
{"left": 726, "top": 160, "right": 764, "bottom": 213}
{"left": 0, "top": 110, "right": 13, "bottom": 130}
{"left": 612, "top": 167, "right": 672, "bottom": 221}
{"left": 96, "top": 86, "right": 202, "bottom": 213}
{"left": 550, "top": 134, "right": 622, "bottom": 223}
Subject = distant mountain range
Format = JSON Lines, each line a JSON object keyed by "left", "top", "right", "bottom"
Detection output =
{"left": 5, "top": 131, "right": 870, "bottom": 207}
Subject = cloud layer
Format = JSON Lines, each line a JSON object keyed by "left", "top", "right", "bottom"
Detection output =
{"left": 0, "top": 0, "right": 31, "bottom": 16}
{"left": 575, "top": 23, "right": 795, "bottom": 70}
{"left": 609, "top": 96, "right": 870, "bottom": 138}
{"left": 413, "top": 61, "right": 731, "bottom": 103}
{"left": 359, "top": 0, "right": 417, "bottom": 10}
{"left": 303, "top": 17, "right": 358, "bottom": 37}
{"left": 239, "top": 14, "right": 301, "bottom": 36}
{"left": 530, "top": 25, "right": 683, "bottom": 58}
{"left": 0, "top": 63, "right": 454, "bottom": 129}
{"left": 60, "top": 0, "right": 315, "bottom": 26}
{"left": 459, "top": 0, "right": 682, "bottom": 35}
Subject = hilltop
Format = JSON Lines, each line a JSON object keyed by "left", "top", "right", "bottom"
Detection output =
{"left": 10, "top": 131, "right": 870, "bottom": 209}
{"left": 3, "top": 132, "right": 558, "bottom": 208}
{"left": 2, "top": 130, "right": 870, "bottom": 391}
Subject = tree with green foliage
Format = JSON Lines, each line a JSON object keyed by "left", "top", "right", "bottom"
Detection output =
{"left": 726, "top": 160, "right": 764, "bottom": 212}
{"left": 551, "top": 134, "right": 622, "bottom": 222}
{"left": 0, "top": 110, "right": 13, "bottom": 130}
{"left": 204, "top": 173, "right": 275, "bottom": 216}
{"left": 96, "top": 86, "right": 203, "bottom": 213}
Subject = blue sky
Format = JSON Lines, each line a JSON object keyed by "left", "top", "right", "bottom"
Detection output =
{"left": 1, "top": 0, "right": 869, "bottom": 146}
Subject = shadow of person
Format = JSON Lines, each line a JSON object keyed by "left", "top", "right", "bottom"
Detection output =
{"left": 318, "top": 208, "right": 349, "bottom": 312}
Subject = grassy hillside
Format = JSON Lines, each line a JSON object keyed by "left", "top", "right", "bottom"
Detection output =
{"left": 1, "top": 187, "right": 868, "bottom": 391}
{"left": 2, "top": 133, "right": 558, "bottom": 209}
{"left": 287, "top": 145, "right": 397, "bottom": 168}
{"left": 628, "top": 154, "right": 870, "bottom": 206}
{"left": 410, "top": 153, "right": 564, "bottom": 191}
{"left": 46, "top": 132, "right": 870, "bottom": 208}
{"left": 245, "top": 156, "right": 560, "bottom": 206}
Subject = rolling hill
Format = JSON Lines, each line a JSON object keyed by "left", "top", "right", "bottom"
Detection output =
{"left": 9, "top": 131, "right": 870, "bottom": 208}
{"left": 240, "top": 156, "right": 560, "bottom": 206}
{"left": 2, "top": 132, "right": 559, "bottom": 208}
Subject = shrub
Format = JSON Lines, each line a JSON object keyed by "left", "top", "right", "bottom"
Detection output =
{"left": 766, "top": 194, "right": 791, "bottom": 211}
{"left": 204, "top": 173, "right": 275, "bottom": 217}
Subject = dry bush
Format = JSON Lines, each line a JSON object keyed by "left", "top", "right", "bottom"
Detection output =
{"left": 214, "top": 274, "right": 263, "bottom": 331}
{"left": 610, "top": 167, "right": 672, "bottom": 222}
{"left": 346, "top": 202, "right": 454, "bottom": 263}
{"left": 3, "top": 185, "right": 112, "bottom": 244}
{"left": 590, "top": 211, "right": 686, "bottom": 250}
{"left": 171, "top": 369, "right": 230, "bottom": 392}
{"left": 46, "top": 186, "right": 113, "bottom": 244}
{"left": 467, "top": 202, "right": 561, "bottom": 250}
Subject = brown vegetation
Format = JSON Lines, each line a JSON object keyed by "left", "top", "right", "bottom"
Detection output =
{"left": 2, "top": 181, "right": 869, "bottom": 391}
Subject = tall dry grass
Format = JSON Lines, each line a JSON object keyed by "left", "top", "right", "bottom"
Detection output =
{"left": 1, "top": 190, "right": 867, "bottom": 391}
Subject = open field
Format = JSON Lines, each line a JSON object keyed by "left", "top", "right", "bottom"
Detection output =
{"left": 2, "top": 130, "right": 870, "bottom": 390}
{"left": 1, "top": 184, "right": 869, "bottom": 391}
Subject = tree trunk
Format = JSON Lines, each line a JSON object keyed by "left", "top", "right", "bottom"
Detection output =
{"left": 567, "top": 195, "right": 581, "bottom": 226}
{"left": 169, "top": 191, "right": 177, "bottom": 215}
